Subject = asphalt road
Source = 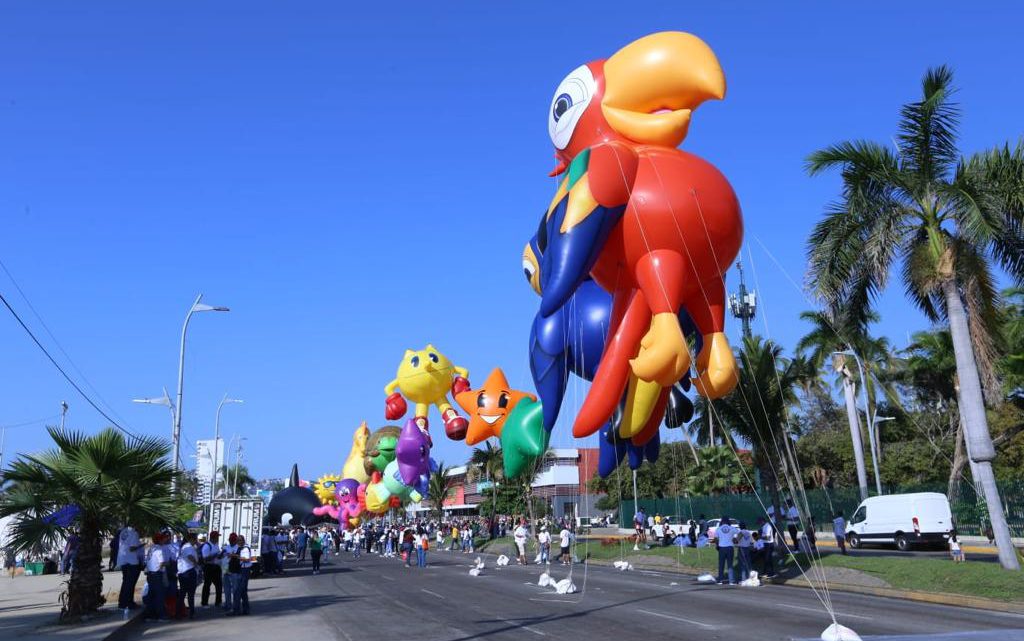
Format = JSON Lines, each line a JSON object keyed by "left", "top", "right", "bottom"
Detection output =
{"left": 250, "top": 549, "right": 1024, "bottom": 641}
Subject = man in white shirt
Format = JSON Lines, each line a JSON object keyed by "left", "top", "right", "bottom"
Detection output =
{"left": 513, "top": 522, "right": 528, "bottom": 565}
{"left": 757, "top": 516, "right": 776, "bottom": 577}
{"left": 228, "top": 535, "right": 252, "bottom": 616}
{"left": 715, "top": 516, "right": 737, "bottom": 585}
{"left": 736, "top": 522, "right": 753, "bottom": 581}
{"left": 176, "top": 533, "right": 199, "bottom": 619}
{"left": 785, "top": 500, "right": 801, "bottom": 549}
{"left": 537, "top": 527, "right": 551, "bottom": 564}
{"left": 143, "top": 533, "right": 169, "bottom": 620}
{"left": 116, "top": 525, "right": 144, "bottom": 609}
{"left": 556, "top": 526, "right": 572, "bottom": 565}
{"left": 200, "top": 531, "right": 223, "bottom": 607}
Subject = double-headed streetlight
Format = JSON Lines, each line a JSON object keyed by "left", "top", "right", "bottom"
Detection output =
{"left": 212, "top": 395, "right": 243, "bottom": 502}
{"left": 174, "top": 294, "right": 229, "bottom": 483}
{"left": 834, "top": 349, "right": 883, "bottom": 495}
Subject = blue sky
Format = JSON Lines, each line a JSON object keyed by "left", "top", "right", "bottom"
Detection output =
{"left": 2, "top": 2, "right": 1022, "bottom": 479}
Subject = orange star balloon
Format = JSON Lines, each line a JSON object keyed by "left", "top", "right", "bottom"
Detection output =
{"left": 455, "top": 368, "right": 535, "bottom": 445}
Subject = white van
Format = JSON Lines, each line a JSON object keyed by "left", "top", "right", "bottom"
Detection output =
{"left": 846, "top": 492, "right": 954, "bottom": 551}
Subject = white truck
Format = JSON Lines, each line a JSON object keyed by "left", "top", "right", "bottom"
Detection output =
{"left": 208, "top": 498, "right": 264, "bottom": 558}
{"left": 846, "top": 492, "right": 954, "bottom": 551}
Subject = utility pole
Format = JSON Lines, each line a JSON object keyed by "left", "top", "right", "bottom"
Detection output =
{"left": 729, "top": 262, "right": 757, "bottom": 339}
{"left": 59, "top": 401, "right": 68, "bottom": 429}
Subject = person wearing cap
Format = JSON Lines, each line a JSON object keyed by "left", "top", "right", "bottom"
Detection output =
{"left": 143, "top": 533, "right": 169, "bottom": 621}
{"left": 227, "top": 535, "right": 253, "bottom": 616}
{"left": 200, "top": 531, "right": 224, "bottom": 608}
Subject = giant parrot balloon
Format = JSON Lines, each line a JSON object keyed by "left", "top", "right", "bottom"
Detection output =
{"left": 522, "top": 31, "right": 742, "bottom": 443}
{"left": 384, "top": 345, "right": 472, "bottom": 441}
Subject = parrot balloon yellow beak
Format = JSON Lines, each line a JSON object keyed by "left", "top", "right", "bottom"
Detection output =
{"left": 601, "top": 31, "right": 726, "bottom": 148}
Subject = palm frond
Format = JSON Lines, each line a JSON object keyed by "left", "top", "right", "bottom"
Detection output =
{"left": 897, "top": 65, "right": 960, "bottom": 183}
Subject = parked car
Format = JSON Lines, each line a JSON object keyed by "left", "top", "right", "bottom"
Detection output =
{"left": 846, "top": 492, "right": 954, "bottom": 551}
{"left": 705, "top": 517, "right": 737, "bottom": 540}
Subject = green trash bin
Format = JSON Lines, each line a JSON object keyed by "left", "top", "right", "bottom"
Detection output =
{"left": 24, "top": 562, "right": 44, "bottom": 576}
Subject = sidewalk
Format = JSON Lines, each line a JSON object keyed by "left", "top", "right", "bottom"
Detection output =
{"left": 0, "top": 569, "right": 139, "bottom": 641}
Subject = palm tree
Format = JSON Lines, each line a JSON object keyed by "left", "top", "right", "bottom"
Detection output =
{"left": 796, "top": 308, "right": 893, "bottom": 499}
{"left": 0, "top": 427, "right": 177, "bottom": 619}
{"left": 710, "top": 336, "right": 814, "bottom": 520}
{"left": 684, "top": 445, "right": 750, "bottom": 495}
{"left": 898, "top": 328, "right": 974, "bottom": 495}
{"left": 219, "top": 463, "right": 256, "bottom": 497}
{"left": 469, "top": 443, "right": 503, "bottom": 534}
{"left": 806, "top": 66, "right": 1024, "bottom": 569}
{"left": 427, "top": 461, "right": 456, "bottom": 519}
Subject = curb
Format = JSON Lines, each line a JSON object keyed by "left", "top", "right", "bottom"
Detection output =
{"left": 101, "top": 609, "right": 144, "bottom": 641}
{"left": 782, "top": 576, "right": 1024, "bottom": 615}
{"left": 584, "top": 557, "right": 1024, "bottom": 615}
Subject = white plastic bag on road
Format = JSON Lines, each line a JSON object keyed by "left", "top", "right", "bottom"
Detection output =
{"left": 821, "top": 623, "right": 862, "bottom": 641}
{"left": 554, "top": 578, "right": 577, "bottom": 594}
{"left": 496, "top": 554, "right": 510, "bottom": 566}
{"left": 538, "top": 572, "right": 553, "bottom": 587}
{"left": 612, "top": 560, "right": 633, "bottom": 571}
{"left": 696, "top": 573, "right": 716, "bottom": 583}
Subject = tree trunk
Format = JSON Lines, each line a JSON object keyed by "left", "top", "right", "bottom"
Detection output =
{"left": 842, "top": 371, "right": 870, "bottom": 501}
{"left": 943, "top": 279, "right": 1020, "bottom": 571}
{"left": 65, "top": 520, "right": 104, "bottom": 619}
{"left": 948, "top": 411, "right": 967, "bottom": 501}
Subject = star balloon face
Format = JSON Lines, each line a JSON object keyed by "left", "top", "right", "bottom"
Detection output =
{"left": 455, "top": 368, "right": 536, "bottom": 445}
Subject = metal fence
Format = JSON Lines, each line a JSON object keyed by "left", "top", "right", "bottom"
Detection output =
{"left": 618, "top": 480, "right": 1024, "bottom": 537}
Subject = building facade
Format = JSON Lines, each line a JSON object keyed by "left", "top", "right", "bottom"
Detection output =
{"left": 422, "top": 447, "right": 601, "bottom": 521}
{"left": 195, "top": 438, "right": 225, "bottom": 504}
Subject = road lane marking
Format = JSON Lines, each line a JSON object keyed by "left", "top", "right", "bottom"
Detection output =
{"left": 637, "top": 608, "right": 718, "bottom": 629}
{"left": 380, "top": 575, "right": 395, "bottom": 581}
{"left": 529, "top": 598, "right": 577, "bottom": 603}
{"left": 775, "top": 602, "right": 871, "bottom": 620}
{"left": 421, "top": 588, "right": 445, "bottom": 599}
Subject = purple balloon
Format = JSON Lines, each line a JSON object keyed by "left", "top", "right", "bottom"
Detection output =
{"left": 396, "top": 418, "right": 431, "bottom": 486}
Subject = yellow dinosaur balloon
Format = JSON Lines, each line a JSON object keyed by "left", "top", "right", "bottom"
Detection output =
{"left": 384, "top": 344, "right": 471, "bottom": 441}
{"left": 341, "top": 422, "right": 370, "bottom": 483}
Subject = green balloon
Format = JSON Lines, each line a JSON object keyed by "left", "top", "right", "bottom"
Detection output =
{"left": 500, "top": 398, "right": 549, "bottom": 479}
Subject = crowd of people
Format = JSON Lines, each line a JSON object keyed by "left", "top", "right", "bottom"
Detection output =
{"left": 112, "top": 526, "right": 255, "bottom": 621}
{"left": 630, "top": 499, "right": 848, "bottom": 585}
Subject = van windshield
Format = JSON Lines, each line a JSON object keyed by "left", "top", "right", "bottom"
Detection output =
{"left": 851, "top": 506, "right": 867, "bottom": 524}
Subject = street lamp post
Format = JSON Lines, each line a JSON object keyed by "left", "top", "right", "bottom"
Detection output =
{"left": 173, "top": 294, "right": 229, "bottom": 485}
{"left": 872, "top": 416, "right": 895, "bottom": 468}
{"left": 133, "top": 388, "right": 176, "bottom": 444}
{"left": 211, "top": 395, "right": 243, "bottom": 503}
{"left": 232, "top": 437, "right": 247, "bottom": 497}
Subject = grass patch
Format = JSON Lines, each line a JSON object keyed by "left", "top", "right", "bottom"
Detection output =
{"left": 811, "top": 553, "right": 1024, "bottom": 602}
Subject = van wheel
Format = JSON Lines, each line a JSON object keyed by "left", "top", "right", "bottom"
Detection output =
{"left": 895, "top": 534, "right": 910, "bottom": 552}
{"left": 847, "top": 533, "right": 861, "bottom": 549}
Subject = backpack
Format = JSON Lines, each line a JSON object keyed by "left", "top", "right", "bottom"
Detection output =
{"left": 227, "top": 546, "right": 241, "bottom": 574}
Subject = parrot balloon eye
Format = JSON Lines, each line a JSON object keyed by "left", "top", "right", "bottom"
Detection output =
{"left": 429, "top": 352, "right": 439, "bottom": 363}
{"left": 548, "top": 64, "right": 596, "bottom": 150}
{"left": 410, "top": 355, "right": 420, "bottom": 367}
